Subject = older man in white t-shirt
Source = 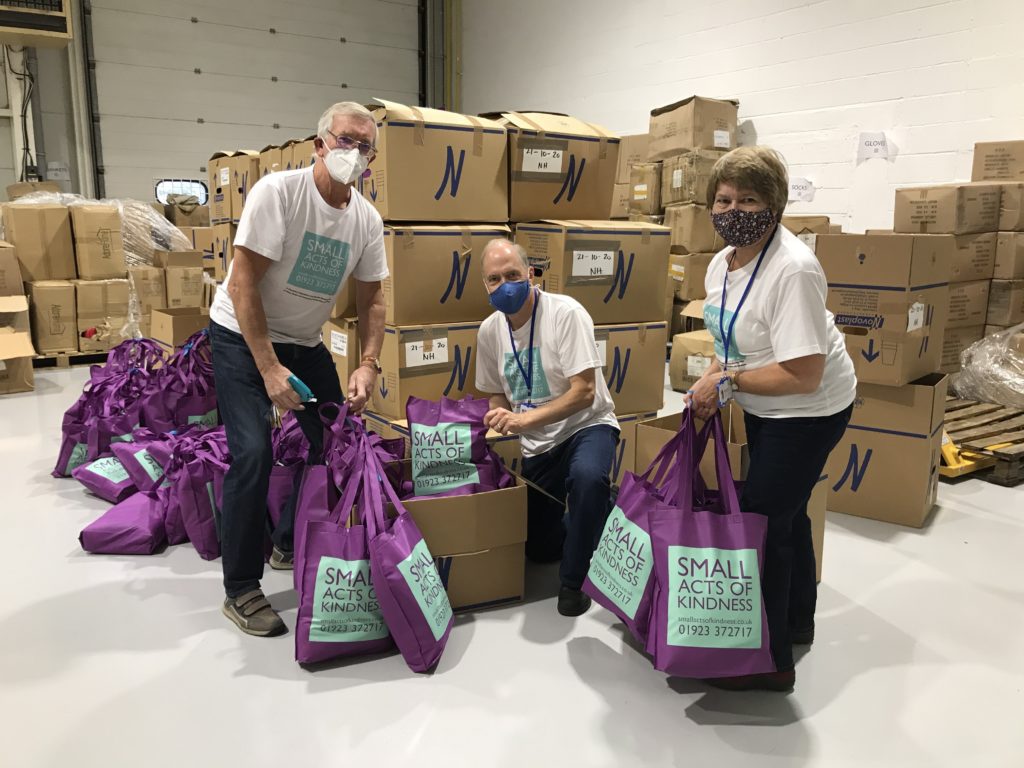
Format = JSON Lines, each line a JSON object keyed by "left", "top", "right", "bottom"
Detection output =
{"left": 208, "top": 102, "right": 388, "bottom": 637}
{"left": 476, "top": 239, "right": 620, "bottom": 617}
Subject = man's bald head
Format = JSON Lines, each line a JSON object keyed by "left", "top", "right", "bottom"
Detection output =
{"left": 481, "top": 238, "right": 533, "bottom": 293}
{"left": 481, "top": 238, "right": 529, "bottom": 272}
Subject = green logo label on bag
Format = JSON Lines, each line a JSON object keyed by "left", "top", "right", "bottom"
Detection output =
{"left": 310, "top": 556, "right": 388, "bottom": 643}
{"left": 187, "top": 408, "right": 218, "bottom": 427}
{"left": 411, "top": 422, "right": 480, "bottom": 495}
{"left": 397, "top": 539, "right": 452, "bottom": 641}
{"left": 135, "top": 449, "right": 163, "bottom": 483}
{"left": 67, "top": 442, "right": 88, "bottom": 474}
{"left": 587, "top": 506, "right": 652, "bottom": 620}
{"left": 111, "top": 432, "right": 134, "bottom": 444}
{"left": 667, "top": 546, "right": 761, "bottom": 649}
{"left": 86, "top": 456, "right": 130, "bottom": 484}
{"left": 287, "top": 232, "right": 350, "bottom": 296}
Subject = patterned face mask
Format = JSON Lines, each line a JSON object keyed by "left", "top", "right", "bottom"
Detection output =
{"left": 711, "top": 208, "right": 777, "bottom": 248}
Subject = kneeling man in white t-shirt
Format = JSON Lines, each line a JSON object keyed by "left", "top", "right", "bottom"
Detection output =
{"left": 208, "top": 102, "right": 389, "bottom": 637}
{"left": 475, "top": 239, "right": 620, "bottom": 617}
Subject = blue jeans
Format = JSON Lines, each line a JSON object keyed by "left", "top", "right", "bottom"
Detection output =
{"left": 521, "top": 424, "right": 620, "bottom": 590}
{"left": 209, "top": 321, "right": 343, "bottom": 598}
{"left": 741, "top": 404, "right": 853, "bottom": 671}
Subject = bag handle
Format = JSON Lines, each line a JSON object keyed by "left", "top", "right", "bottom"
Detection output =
{"left": 706, "top": 412, "right": 742, "bottom": 515}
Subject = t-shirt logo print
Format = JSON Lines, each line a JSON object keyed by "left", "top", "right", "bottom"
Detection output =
{"left": 287, "top": 232, "right": 350, "bottom": 295}
{"left": 704, "top": 304, "right": 745, "bottom": 364}
{"left": 503, "top": 347, "right": 551, "bottom": 402}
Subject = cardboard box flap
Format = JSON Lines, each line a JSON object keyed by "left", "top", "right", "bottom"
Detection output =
{"left": 484, "top": 111, "right": 618, "bottom": 140}
{"left": 0, "top": 294, "right": 29, "bottom": 313}
{"left": 258, "top": 144, "right": 278, "bottom": 153}
{"left": 681, "top": 299, "right": 705, "bottom": 319}
{"left": 0, "top": 330, "right": 35, "bottom": 360}
{"left": 528, "top": 219, "right": 672, "bottom": 234}
{"left": 371, "top": 99, "right": 504, "bottom": 132}
{"left": 385, "top": 224, "right": 512, "bottom": 236}
{"left": 650, "top": 95, "right": 739, "bottom": 116}
{"left": 208, "top": 150, "right": 236, "bottom": 161}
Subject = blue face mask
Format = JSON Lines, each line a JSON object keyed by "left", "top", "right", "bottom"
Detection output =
{"left": 489, "top": 280, "right": 532, "bottom": 314}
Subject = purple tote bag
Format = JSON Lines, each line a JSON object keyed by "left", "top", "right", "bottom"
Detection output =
{"left": 406, "top": 396, "right": 493, "bottom": 498}
{"left": 72, "top": 456, "right": 138, "bottom": 504}
{"left": 79, "top": 491, "right": 167, "bottom": 555}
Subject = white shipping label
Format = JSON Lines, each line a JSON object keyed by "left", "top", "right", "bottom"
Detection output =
{"left": 572, "top": 250, "right": 615, "bottom": 277}
{"left": 907, "top": 302, "right": 925, "bottom": 332}
{"left": 219, "top": 167, "right": 230, "bottom": 185}
{"left": 406, "top": 337, "right": 449, "bottom": 367}
{"left": 633, "top": 184, "right": 648, "bottom": 200}
{"left": 713, "top": 130, "right": 731, "bottom": 149}
{"left": 330, "top": 330, "right": 348, "bottom": 357}
{"left": 522, "top": 148, "right": 564, "bottom": 174}
{"left": 672, "top": 169, "right": 683, "bottom": 189}
{"left": 687, "top": 355, "right": 711, "bottom": 377}
{"left": 594, "top": 339, "right": 608, "bottom": 364}
{"left": 0, "top": 360, "right": 6, "bottom": 373}
{"left": 798, "top": 233, "right": 818, "bottom": 252}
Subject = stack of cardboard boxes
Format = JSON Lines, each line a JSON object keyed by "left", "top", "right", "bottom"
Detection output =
{"left": 0, "top": 241, "right": 35, "bottom": 395}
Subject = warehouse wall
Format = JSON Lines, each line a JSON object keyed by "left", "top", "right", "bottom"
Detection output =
{"left": 462, "top": 0, "right": 1024, "bottom": 233}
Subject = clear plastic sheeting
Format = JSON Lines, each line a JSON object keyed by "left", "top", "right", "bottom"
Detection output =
{"left": 953, "top": 322, "right": 1024, "bottom": 408}
{"left": 0, "top": 191, "right": 191, "bottom": 267}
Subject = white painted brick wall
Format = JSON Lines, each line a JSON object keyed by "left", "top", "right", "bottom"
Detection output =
{"left": 462, "top": 0, "right": 1024, "bottom": 232}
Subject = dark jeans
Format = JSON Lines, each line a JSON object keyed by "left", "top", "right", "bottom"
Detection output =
{"left": 741, "top": 403, "right": 853, "bottom": 671}
{"left": 521, "top": 424, "right": 620, "bottom": 590}
{"left": 209, "top": 321, "right": 343, "bottom": 598}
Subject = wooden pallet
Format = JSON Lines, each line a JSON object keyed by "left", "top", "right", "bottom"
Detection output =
{"left": 32, "top": 351, "right": 108, "bottom": 370}
{"left": 941, "top": 396, "right": 1024, "bottom": 485}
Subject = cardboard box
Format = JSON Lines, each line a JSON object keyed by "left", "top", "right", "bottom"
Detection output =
{"left": 628, "top": 162, "right": 662, "bottom": 215}
{"left": 669, "top": 252, "right": 713, "bottom": 301}
{"left": 997, "top": 182, "right": 1024, "bottom": 231}
{"left": 164, "top": 203, "right": 210, "bottom": 228}
{"left": 615, "top": 134, "right": 649, "bottom": 184}
{"left": 0, "top": 241, "right": 22, "bottom": 295}
{"left": 940, "top": 325, "right": 984, "bottom": 373}
{"left": 669, "top": 329, "right": 715, "bottom": 392}
{"left": 515, "top": 220, "right": 670, "bottom": 324}
{"left": 950, "top": 233, "right": 997, "bottom": 282}
{"left": 2, "top": 203, "right": 75, "bottom": 281}
{"left": 396, "top": 470, "right": 527, "bottom": 611}
{"left": 482, "top": 110, "right": 618, "bottom": 223}
{"left": 74, "top": 279, "right": 130, "bottom": 353}
{"left": 165, "top": 266, "right": 204, "bottom": 309}
{"left": 987, "top": 279, "right": 1024, "bottom": 326}
{"left": 782, "top": 215, "right": 831, "bottom": 253}
{"left": 893, "top": 183, "right": 1002, "bottom": 235}
{"left": 69, "top": 205, "right": 126, "bottom": 280}
{"left": 230, "top": 151, "right": 261, "bottom": 223}
{"left": 383, "top": 225, "right": 511, "bottom": 325}
{"left": 0, "top": 294, "right": 35, "bottom": 395}
{"left": 179, "top": 226, "right": 215, "bottom": 263}
{"left": 972, "top": 140, "right": 1024, "bottom": 182}
{"left": 661, "top": 149, "right": 723, "bottom": 207}
{"left": 628, "top": 213, "right": 663, "bottom": 225}
{"left": 207, "top": 151, "right": 235, "bottom": 223}
{"left": 6, "top": 181, "right": 61, "bottom": 201}
{"left": 332, "top": 279, "right": 356, "bottom": 320}
{"left": 322, "top": 317, "right": 359, "bottom": 387}
{"left": 288, "top": 136, "right": 316, "bottom": 172}
{"left": 372, "top": 322, "right": 487, "bottom": 419}
{"left": 816, "top": 234, "right": 952, "bottom": 386}
{"left": 128, "top": 265, "right": 166, "bottom": 318}
{"left": 26, "top": 279, "right": 77, "bottom": 353}
{"left": 664, "top": 273, "right": 676, "bottom": 326}
{"left": 827, "top": 374, "right": 946, "bottom": 528}
{"left": 357, "top": 101, "right": 507, "bottom": 222}
{"left": 151, "top": 307, "right": 209, "bottom": 352}
{"left": 664, "top": 203, "right": 723, "bottom": 254}
{"left": 594, "top": 322, "right": 667, "bottom": 414}
{"left": 984, "top": 324, "right": 1009, "bottom": 336}
{"left": 995, "top": 232, "right": 1024, "bottom": 279}
{"left": 611, "top": 411, "right": 658, "bottom": 487}
{"left": 610, "top": 183, "right": 629, "bottom": 219}
{"left": 151, "top": 250, "right": 203, "bottom": 269}
{"left": 211, "top": 222, "right": 236, "bottom": 281}
{"left": 946, "top": 280, "right": 990, "bottom": 329}
{"left": 647, "top": 96, "right": 739, "bottom": 159}
{"left": 259, "top": 144, "right": 283, "bottom": 178}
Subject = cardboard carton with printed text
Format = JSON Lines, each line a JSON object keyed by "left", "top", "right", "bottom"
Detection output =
{"left": 826, "top": 374, "right": 947, "bottom": 528}
{"left": 893, "top": 183, "right": 1002, "bottom": 235}
{"left": 128, "top": 265, "right": 165, "bottom": 337}
{"left": 661, "top": 149, "right": 724, "bottom": 207}
{"left": 383, "top": 225, "right": 511, "bottom": 325}
{"left": 782, "top": 215, "right": 831, "bottom": 253}
{"left": 615, "top": 134, "right": 649, "bottom": 183}
{"left": 515, "top": 220, "right": 671, "bottom": 324}
{"left": 664, "top": 203, "right": 723, "bottom": 254}
{"left": 211, "top": 222, "right": 236, "bottom": 281}
{"left": 669, "top": 329, "right": 715, "bottom": 392}
{"left": 69, "top": 205, "right": 127, "bottom": 280}
{"left": 611, "top": 411, "right": 658, "bottom": 487}
{"left": 357, "top": 101, "right": 508, "bottom": 222}
{"left": 230, "top": 150, "right": 261, "bottom": 223}
{"left": 610, "top": 183, "right": 629, "bottom": 219}
{"left": 164, "top": 266, "right": 204, "bottom": 309}
{"left": 997, "top": 182, "right": 1024, "bottom": 231}
{"left": 74, "top": 279, "right": 130, "bottom": 353}
{"left": 259, "top": 144, "right": 283, "bottom": 178}
{"left": 972, "top": 140, "right": 1024, "bottom": 182}
{"left": 950, "top": 233, "right": 996, "bottom": 282}
{"left": 0, "top": 241, "right": 22, "bottom": 295}
{"left": 2, "top": 203, "right": 75, "bottom": 281}
{"left": 0, "top": 294, "right": 35, "bottom": 395}
{"left": 26, "top": 279, "right": 77, "bottom": 353}
{"left": 987, "top": 279, "right": 1024, "bottom": 326}
{"left": 816, "top": 234, "right": 952, "bottom": 386}
{"left": 628, "top": 162, "right": 662, "bottom": 215}
{"left": 288, "top": 136, "right": 316, "bottom": 172}
{"left": 593, "top": 322, "right": 668, "bottom": 415}
{"left": 946, "top": 280, "right": 990, "bottom": 329}
{"left": 995, "top": 231, "right": 1024, "bottom": 279}
{"left": 207, "top": 151, "right": 234, "bottom": 223}
{"left": 647, "top": 96, "right": 739, "bottom": 159}
{"left": 178, "top": 226, "right": 215, "bottom": 263}
{"left": 940, "top": 325, "right": 984, "bottom": 373}
{"left": 669, "top": 252, "right": 713, "bottom": 301}
{"left": 322, "top": 317, "right": 359, "bottom": 388}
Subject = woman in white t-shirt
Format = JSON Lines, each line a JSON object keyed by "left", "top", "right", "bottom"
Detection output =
{"left": 684, "top": 146, "right": 856, "bottom": 692}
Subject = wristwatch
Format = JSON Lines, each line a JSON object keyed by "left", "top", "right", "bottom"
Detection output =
{"left": 731, "top": 370, "right": 742, "bottom": 392}
{"left": 360, "top": 355, "right": 382, "bottom": 374}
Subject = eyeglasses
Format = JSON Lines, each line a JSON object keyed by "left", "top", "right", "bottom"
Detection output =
{"left": 324, "top": 129, "right": 377, "bottom": 159}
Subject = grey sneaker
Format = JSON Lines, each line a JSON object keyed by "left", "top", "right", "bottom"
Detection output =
{"left": 222, "top": 589, "right": 286, "bottom": 637}
{"left": 269, "top": 546, "right": 294, "bottom": 571}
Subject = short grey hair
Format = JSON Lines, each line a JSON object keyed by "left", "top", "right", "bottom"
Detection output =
{"left": 317, "top": 102, "right": 377, "bottom": 142}
{"left": 482, "top": 238, "right": 529, "bottom": 271}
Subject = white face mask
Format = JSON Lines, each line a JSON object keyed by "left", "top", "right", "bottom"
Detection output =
{"left": 323, "top": 147, "right": 369, "bottom": 185}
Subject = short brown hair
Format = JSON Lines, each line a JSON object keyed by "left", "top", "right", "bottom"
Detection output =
{"left": 706, "top": 146, "right": 789, "bottom": 218}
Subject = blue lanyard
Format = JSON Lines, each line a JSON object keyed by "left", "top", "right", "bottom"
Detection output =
{"left": 719, "top": 226, "right": 778, "bottom": 369}
{"left": 507, "top": 288, "right": 540, "bottom": 402}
